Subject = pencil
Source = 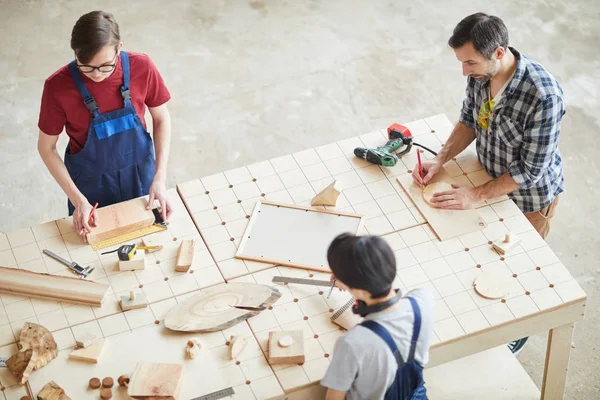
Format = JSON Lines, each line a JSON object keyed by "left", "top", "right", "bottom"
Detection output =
{"left": 80, "top": 202, "right": 99, "bottom": 234}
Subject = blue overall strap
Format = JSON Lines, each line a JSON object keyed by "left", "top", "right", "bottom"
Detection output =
{"left": 68, "top": 61, "right": 100, "bottom": 117}
{"left": 120, "top": 52, "right": 131, "bottom": 105}
{"left": 407, "top": 297, "right": 422, "bottom": 363}
{"left": 360, "top": 320, "right": 405, "bottom": 367}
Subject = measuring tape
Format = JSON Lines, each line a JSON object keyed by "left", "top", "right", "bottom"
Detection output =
{"left": 90, "top": 224, "right": 167, "bottom": 251}
{"left": 190, "top": 387, "right": 235, "bottom": 400}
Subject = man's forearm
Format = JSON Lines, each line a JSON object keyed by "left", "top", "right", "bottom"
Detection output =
{"left": 152, "top": 115, "right": 171, "bottom": 181}
{"left": 38, "top": 147, "right": 86, "bottom": 206}
{"left": 435, "top": 122, "right": 476, "bottom": 165}
{"left": 474, "top": 172, "right": 520, "bottom": 202}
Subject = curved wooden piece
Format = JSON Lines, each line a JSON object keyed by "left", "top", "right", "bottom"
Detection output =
{"left": 165, "top": 283, "right": 282, "bottom": 332}
{"left": 6, "top": 323, "right": 57, "bottom": 384}
{"left": 422, "top": 182, "right": 453, "bottom": 206}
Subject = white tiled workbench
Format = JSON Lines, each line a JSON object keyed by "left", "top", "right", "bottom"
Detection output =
{"left": 0, "top": 114, "right": 586, "bottom": 400}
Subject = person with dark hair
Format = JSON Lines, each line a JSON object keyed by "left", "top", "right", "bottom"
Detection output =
{"left": 413, "top": 12, "right": 564, "bottom": 240}
{"left": 320, "top": 233, "right": 434, "bottom": 400}
{"left": 38, "top": 11, "right": 172, "bottom": 237}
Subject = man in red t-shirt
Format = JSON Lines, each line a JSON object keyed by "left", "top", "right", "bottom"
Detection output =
{"left": 38, "top": 11, "right": 172, "bottom": 239}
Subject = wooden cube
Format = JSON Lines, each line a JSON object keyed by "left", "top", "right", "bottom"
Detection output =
{"left": 268, "top": 330, "right": 305, "bottom": 365}
{"left": 118, "top": 250, "right": 146, "bottom": 271}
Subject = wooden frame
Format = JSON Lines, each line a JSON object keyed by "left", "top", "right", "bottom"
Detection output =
{"left": 0, "top": 266, "right": 109, "bottom": 307}
{"left": 235, "top": 201, "right": 365, "bottom": 272}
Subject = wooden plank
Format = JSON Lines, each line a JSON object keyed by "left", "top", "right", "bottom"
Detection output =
{"left": 68, "top": 338, "right": 107, "bottom": 363}
{"left": 396, "top": 169, "right": 487, "bottom": 241}
{"left": 87, "top": 197, "right": 155, "bottom": 245}
{"left": 175, "top": 239, "right": 195, "bottom": 272}
{"left": 0, "top": 266, "right": 109, "bottom": 307}
{"left": 268, "top": 330, "right": 305, "bottom": 365}
{"left": 235, "top": 201, "right": 364, "bottom": 272}
{"left": 541, "top": 323, "right": 575, "bottom": 400}
{"left": 128, "top": 362, "right": 183, "bottom": 399}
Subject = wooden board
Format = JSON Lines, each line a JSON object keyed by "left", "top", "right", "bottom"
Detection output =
{"left": 0, "top": 266, "right": 109, "bottom": 307}
{"left": 175, "top": 239, "right": 195, "bottom": 272}
{"left": 86, "top": 197, "right": 155, "bottom": 245}
{"left": 165, "top": 282, "right": 282, "bottom": 332}
{"left": 235, "top": 201, "right": 364, "bottom": 272}
{"left": 397, "top": 169, "right": 487, "bottom": 241}
{"left": 128, "top": 362, "right": 183, "bottom": 399}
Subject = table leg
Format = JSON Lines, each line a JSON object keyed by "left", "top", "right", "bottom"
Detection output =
{"left": 540, "top": 323, "right": 575, "bottom": 400}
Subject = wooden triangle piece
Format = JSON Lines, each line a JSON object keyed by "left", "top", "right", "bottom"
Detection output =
{"left": 311, "top": 181, "right": 341, "bottom": 207}
{"left": 68, "top": 338, "right": 107, "bottom": 363}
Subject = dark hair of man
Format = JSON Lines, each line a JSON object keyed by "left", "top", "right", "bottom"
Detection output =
{"left": 448, "top": 12, "right": 509, "bottom": 59}
{"left": 71, "top": 11, "right": 120, "bottom": 64}
{"left": 327, "top": 233, "right": 396, "bottom": 299}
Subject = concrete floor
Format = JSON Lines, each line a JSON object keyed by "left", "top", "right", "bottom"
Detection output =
{"left": 1, "top": 0, "right": 598, "bottom": 398}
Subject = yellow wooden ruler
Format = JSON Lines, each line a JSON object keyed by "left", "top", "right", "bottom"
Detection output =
{"left": 90, "top": 224, "right": 168, "bottom": 251}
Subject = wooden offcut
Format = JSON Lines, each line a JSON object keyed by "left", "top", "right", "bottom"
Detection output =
{"left": 268, "top": 330, "right": 305, "bottom": 365}
{"left": 120, "top": 290, "right": 148, "bottom": 311}
{"left": 0, "top": 266, "right": 109, "bottom": 307}
{"left": 235, "top": 201, "right": 365, "bottom": 272}
{"left": 165, "top": 283, "right": 281, "bottom": 332}
{"left": 397, "top": 169, "right": 487, "bottom": 241}
{"left": 175, "top": 239, "right": 195, "bottom": 272}
{"left": 311, "top": 180, "right": 341, "bottom": 206}
{"left": 38, "top": 381, "right": 71, "bottom": 400}
{"left": 128, "top": 363, "right": 183, "bottom": 400}
{"left": 86, "top": 197, "right": 155, "bottom": 245}
{"left": 68, "top": 338, "right": 107, "bottom": 363}
{"left": 6, "top": 323, "right": 58, "bottom": 384}
{"left": 228, "top": 335, "right": 249, "bottom": 360}
{"left": 118, "top": 250, "right": 146, "bottom": 271}
{"left": 492, "top": 232, "right": 521, "bottom": 255}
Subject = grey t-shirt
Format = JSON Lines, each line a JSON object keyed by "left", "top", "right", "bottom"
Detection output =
{"left": 320, "top": 288, "right": 434, "bottom": 400}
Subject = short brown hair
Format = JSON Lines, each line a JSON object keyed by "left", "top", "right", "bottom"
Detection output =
{"left": 448, "top": 13, "right": 509, "bottom": 59}
{"left": 71, "top": 11, "right": 120, "bottom": 64}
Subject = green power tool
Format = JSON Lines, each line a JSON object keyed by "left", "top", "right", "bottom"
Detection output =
{"left": 354, "top": 123, "right": 438, "bottom": 167}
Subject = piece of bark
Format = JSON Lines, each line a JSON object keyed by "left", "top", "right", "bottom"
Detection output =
{"left": 6, "top": 323, "right": 58, "bottom": 384}
{"left": 38, "top": 381, "right": 71, "bottom": 400}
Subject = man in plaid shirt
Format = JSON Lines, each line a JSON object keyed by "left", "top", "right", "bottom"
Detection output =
{"left": 413, "top": 13, "right": 564, "bottom": 239}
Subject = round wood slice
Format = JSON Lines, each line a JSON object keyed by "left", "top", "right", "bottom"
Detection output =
{"left": 165, "top": 283, "right": 281, "bottom": 332}
{"left": 473, "top": 271, "right": 511, "bottom": 299}
{"left": 422, "top": 182, "right": 454, "bottom": 206}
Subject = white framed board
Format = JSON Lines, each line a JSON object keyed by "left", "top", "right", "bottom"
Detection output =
{"left": 235, "top": 201, "right": 365, "bottom": 272}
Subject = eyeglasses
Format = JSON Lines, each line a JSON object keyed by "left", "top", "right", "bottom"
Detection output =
{"left": 76, "top": 52, "right": 118, "bottom": 73}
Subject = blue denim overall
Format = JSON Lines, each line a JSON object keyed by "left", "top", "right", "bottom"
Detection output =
{"left": 360, "top": 297, "right": 428, "bottom": 400}
{"left": 65, "top": 52, "right": 155, "bottom": 215}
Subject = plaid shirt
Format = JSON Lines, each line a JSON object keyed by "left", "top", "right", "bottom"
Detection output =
{"left": 459, "top": 47, "right": 565, "bottom": 212}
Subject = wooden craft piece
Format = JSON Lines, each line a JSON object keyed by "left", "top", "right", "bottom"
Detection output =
{"left": 228, "top": 335, "right": 249, "bottom": 360}
{"left": 397, "top": 169, "right": 487, "bottom": 241}
{"left": 473, "top": 271, "right": 512, "bottom": 299}
{"left": 311, "top": 180, "right": 341, "bottom": 206}
{"left": 118, "top": 250, "right": 146, "bottom": 271}
{"left": 102, "top": 377, "right": 114, "bottom": 388}
{"left": 75, "top": 334, "right": 97, "bottom": 349}
{"left": 128, "top": 363, "right": 183, "bottom": 400}
{"left": 185, "top": 338, "right": 201, "bottom": 359}
{"left": 118, "top": 375, "right": 130, "bottom": 387}
{"left": 268, "top": 330, "right": 305, "bottom": 365}
{"left": 492, "top": 232, "right": 521, "bottom": 255}
{"left": 86, "top": 197, "right": 155, "bottom": 245}
{"left": 165, "top": 282, "right": 281, "bottom": 332}
{"left": 38, "top": 381, "right": 71, "bottom": 400}
{"left": 89, "top": 378, "right": 101, "bottom": 389}
{"left": 120, "top": 290, "right": 148, "bottom": 311}
{"left": 141, "top": 236, "right": 164, "bottom": 252}
{"left": 175, "top": 239, "right": 195, "bottom": 272}
{"left": 422, "top": 182, "right": 454, "bottom": 206}
{"left": 100, "top": 388, "right": 112, "bottom": 400}
{"left": 278, "top": 335, "right": 293, "bottom": 347}
{"left": 0, "top": 266, "right": 109, "bottom": 307}
{"left": 68, "top": 338, "right": 107, "bottom": 363}
{"left": 330, "top": 298, "right": 363, "bottom": 330}
{"left": 235, "top": 201, "right": 365, "bottom": 272}
{"left": 6, "top": 322, "right": 58, "bottom": 384}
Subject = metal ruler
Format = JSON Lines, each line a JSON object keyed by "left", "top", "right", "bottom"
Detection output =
{"left": 190, "top": 387, "right": 235, "bottom": 400}
{"left": 90, "top": 224, "right": 167, "bottom": 251}
{"left": 272, "top": 276, "right": 332, "bottom": 287}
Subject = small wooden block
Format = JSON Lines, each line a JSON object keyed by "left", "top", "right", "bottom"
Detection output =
{"left": 311, "top": 180, "right": 341, "bottom": 207}
{"left": 175, "top": 239, "right": 195, "bottom": 272}
{"left": 268, "top": 330, "right": 305, "bottom": 365}
{"left": 128, "top": 362, "right": 183, "bottom": 399}
{"left": 38, "top": 381, "right": 71, "bottom": 400}
{"left": 76, "top": 333, "right": 97, "bottom": 348}
{"left": 492, "top": 232, "right": 521, "bottom": 255}
{"left": 228, "top": 335, "right": 249, "bottom": 360}
{"left": 68, "top": 338, "right": 107, "bottom": 363}
{"left": 120, "top": 292, "right": 148, "bottom": 311}
{"left": 118, "top": 250, "right": 146, "bottom": 271}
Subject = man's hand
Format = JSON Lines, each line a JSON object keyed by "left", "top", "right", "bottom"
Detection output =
{"left": 412, "top": 160, "right": 442, "bottom": 186}
{"left": 73, "top": 200, "right": 98, "bottom": 241}
{"left": 430, "top": 184, "right": 484, "bottom": 209}
{"left": 148, "top": 178, "right": 172, "bottom": 222}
